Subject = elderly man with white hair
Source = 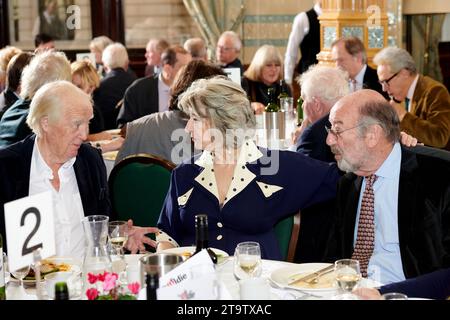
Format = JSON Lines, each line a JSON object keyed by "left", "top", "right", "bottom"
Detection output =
{"left": 0, "top": 80, "right": 158, "bottom": 257}
{"left": 216, "top": 31, "right": 243, "bottom": 73}
{"left": 93, "top": 42, "right": 136, "bottom": 129}
{"left": 294, "top": 65, "right": 349, "bottom": 163}
{"left": 0, "top": 50, "right": 71, "bottom": 147}
{"left": 374, "top": 47, "right": 450, "bottom": 150}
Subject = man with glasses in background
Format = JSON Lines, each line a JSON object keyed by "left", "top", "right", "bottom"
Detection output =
{"left": 325, "top": 89, "right": 450, "bottom": 285}
{"left": 215, "top": 31, "right": 244, "bottom": 74}
{"left": 374, "top": 47, "right": 450, "bottom": 150}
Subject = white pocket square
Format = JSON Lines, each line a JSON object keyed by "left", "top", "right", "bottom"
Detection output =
{"left": 256, "top": 182, "right": 283, "bottom": 198}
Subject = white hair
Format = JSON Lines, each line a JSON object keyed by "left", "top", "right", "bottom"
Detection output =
{"left": 299, "top": 65, "right": 349, "bottom": 104}
{"left": 27, "top": 80, "right": 91, "bottom": 136}
{"left": 20, "top": 50, "right": 71, "bottom": 99}
{"left": 219, "top": 31, "right": 242, "bottom": 51}
{"left": 373, "top": 47, "right": 417, "bottom": 74}
{"left": 102, "top": 43, "right": 129, "bottom": 70}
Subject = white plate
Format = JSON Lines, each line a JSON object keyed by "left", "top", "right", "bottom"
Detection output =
{"left": 160, "top": 246, "right": 229, "bottom": 261}
{"left": 270, "top": 263, "right": 382, "bottom": 294}
{"left": 270, "top": 263, "right": 337, "bottom": 293}
{"left": 9, "top": 256, "right": 81, "bottom": 286}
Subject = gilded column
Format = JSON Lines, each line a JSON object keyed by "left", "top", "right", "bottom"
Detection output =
{"left": 317, "top": 0, "right": 388, "bottom": 67}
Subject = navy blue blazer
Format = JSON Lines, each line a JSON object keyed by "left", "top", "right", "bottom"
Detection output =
{"left": 296, "top": 114, "right": 335, "bottom": 163}
{"left": 379, "top": 268, "right": 450, "bottom": 300}
{"left": 158, "top": 144, "right": 340, "bottom": 260}
{"left": 0, "top": 135, "right": 111, "bottom": 252}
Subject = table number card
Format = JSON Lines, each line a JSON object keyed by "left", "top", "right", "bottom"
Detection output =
{"left": 4, "top": 191, "right": 55, "bottom": 271}
{"left": 155, "top": 250, "right": 219, "bottom": 300}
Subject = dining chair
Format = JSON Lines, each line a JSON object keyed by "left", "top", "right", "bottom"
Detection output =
{"left": 108, "top": 153, "right": 176, "bottom": 229}
{"left": 274, "top": 211, "right": 301, "bottom": 262}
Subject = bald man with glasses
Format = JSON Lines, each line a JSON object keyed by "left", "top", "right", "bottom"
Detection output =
{"left": 374, "top": 47, "right": 450, "bottom": 150}
{"left": 325, "top": 89, "right": 450, "bottom": 285}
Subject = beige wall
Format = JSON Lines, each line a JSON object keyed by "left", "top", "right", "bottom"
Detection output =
{"left": 403, "top": 0, "right": 450, "bottom": 14}
{"left": 240, "top": 0, "right": 315, "bottom": 64}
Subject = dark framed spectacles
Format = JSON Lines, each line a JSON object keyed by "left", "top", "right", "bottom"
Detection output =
{"left": 325, "top": 123, "right": 364, "bottom": 138}
{"left": 379, "top": 71, "right": 400, "bottom": 87}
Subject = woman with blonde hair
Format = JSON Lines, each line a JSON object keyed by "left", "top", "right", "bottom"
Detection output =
{"left": 242, "top": 45, "right": 291, "bottom": 114}
{"left": 71, "top": 60, "right": 123, "bottom": 152}
{"left": 89, "top": 35, "right": 113, "bottom": 77}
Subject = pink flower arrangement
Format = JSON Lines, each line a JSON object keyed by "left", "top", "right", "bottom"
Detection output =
{"left": 86, "top": 271, "right": 140, "bottom": 300}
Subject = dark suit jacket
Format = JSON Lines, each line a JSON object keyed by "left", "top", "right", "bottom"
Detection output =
{"left": 362, "top": 65, "right": 389, "bottom": 100}
{"left": 0, "top": 98, "right": 32, "bottom": 148}
{"left": 117, "top": 75, "right": 159, "bottom": 127}
{"left": 296, "top": 114, "right": 335, "bottom": 163}
{"left": 0, "top": 135, "right": 111, "bottom": 252}
{"left": 0, "top": 89, "right": 19, "bottom": 119}
{"left": 379, "top": 267, "right": 450, "bottom": 300}
{"left": 401, "top": 75, "right": 450, "bottom": 150}
{"left": 93, "top": 68, "right": 136, "bottom": 130}
{"left": 329, "top": 145, "right": 450, "bottom": 279}
{"left": 223, "top": 58, "right": 244, "bottom": 74}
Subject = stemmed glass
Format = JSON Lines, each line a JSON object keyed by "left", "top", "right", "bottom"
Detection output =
{"left": 108, "top": 220, "right": 129, "bottom": 258}
{"left": 233, "top": 241, "right": 262, "bottom": 280}
{"left": 11, "top": 264, "right": 31, "bottom": 298}
{"left": 333, "top": 259, "right": 361, "bottom": 300}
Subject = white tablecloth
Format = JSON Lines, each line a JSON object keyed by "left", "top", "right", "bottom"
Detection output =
{"left": 6, "top": 255, "right": 378, "bottom": 300}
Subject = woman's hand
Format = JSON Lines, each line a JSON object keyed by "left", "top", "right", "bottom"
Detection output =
{"left": 125, "top": 219, "right": 159, "bottom": 254}
{"left": 251, "top": 102, "right": 265, "bottom": 115}
{"left": 399, "top": 131, "right": 419, "bottom": 147}
{"left": 352, "top": 287, "right": 382, "bottom": 300}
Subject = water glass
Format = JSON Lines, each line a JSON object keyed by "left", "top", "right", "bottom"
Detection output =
{"left": 280, "top": 97, "right": 294, "bottom": 119}
{"left": 233, "top": 242, "right": 262, "bottom": 280}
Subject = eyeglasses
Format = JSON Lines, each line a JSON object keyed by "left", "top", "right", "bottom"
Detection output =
{"left": 325, "top": 123, "right": 364, "bottom": 138}
{"left": 378, "top": 71, "right": 400, "bottom": 87}
{"left": 217, "top": 45, "right": 235, "bottom": 52}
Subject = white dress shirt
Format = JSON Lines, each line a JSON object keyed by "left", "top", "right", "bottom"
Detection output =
{"left": 351, "top": 64, "right": 367, "bottom": 92}
{"left": 29, "top": 139, "right": 86, "bottom": 259}
{"left": 158, "top": 73, "right": 170, "bottom": 113}
{"left": 284, "top": 3, "right": 322, "bottom": 85}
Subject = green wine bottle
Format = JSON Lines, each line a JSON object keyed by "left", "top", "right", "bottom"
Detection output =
{"left": 297, "top": 97, "right": 304, "bottom": 126}
{"left": 265, "top": 87, "right": 280, "bottom": 112}
{"left": 0, "top": 234, "right": 6, "bottom": 300}
{"left": 277, "top": 80, "right": 289, "bottom": 101}
{"left": 54, "top": 281, "right": 69, "bottom": 300}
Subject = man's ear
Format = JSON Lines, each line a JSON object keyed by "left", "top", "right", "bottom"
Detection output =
{"left": 365, "top": 124, "right": 382, "bottom": 148}
{"left": 40, "top": 116, "right": 50, "bottom": 132}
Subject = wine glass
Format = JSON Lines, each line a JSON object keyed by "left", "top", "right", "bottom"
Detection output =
{"left": 333, "top": 259, "right": 361, "bottom": 299}
{"left": 11, "top": 264, "right": 31, "bottom": 298}
{"left": 233, "top": 241, "right": 262, "bottom": 280}
{"left": 108, "top": 220, "right": 129, "bottom": 257}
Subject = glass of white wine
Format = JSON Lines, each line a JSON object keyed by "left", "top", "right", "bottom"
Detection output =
{"left": 108, "top": 221, "right": 129, "bottom": 258}
{"left": 333, "top": 259, "right": 361, "bottom": 300}
{"left": 233, "top": 241, "right": 262, "bottom": 280}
